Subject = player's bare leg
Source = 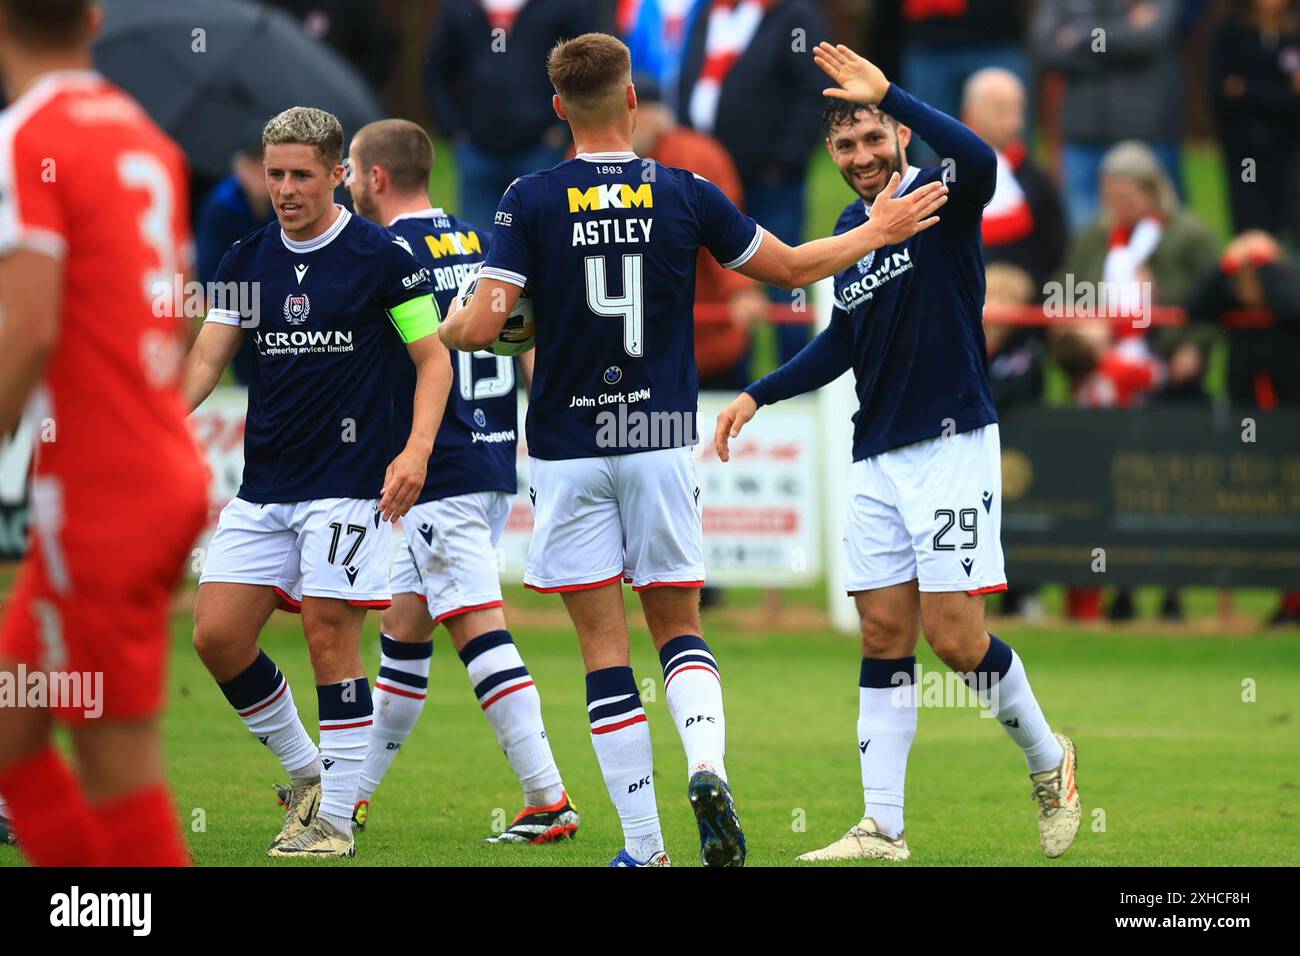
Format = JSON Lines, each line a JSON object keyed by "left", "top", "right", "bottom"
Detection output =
{"left": 920, "top": 591, "right": 1079, "bottom": 858}
{"left": 194, "top": 582, "right": 323, "bottom": 851}
{"left": 70, "top": 718, "right": 189, "bottom": 865}
{"left": 799, "top": 581, "right": 920, "bottom": 863}
{"left": 193, "top": 582, "right": 280, "bottom": 681}
{"left": 562, "top": 583, "right": 666, "bottom": 866}
{"left": 642, "top": 585, "right": 745, "bottom": 867}
{"left": 267, "top": 597, "right": 369, "bottom": 858}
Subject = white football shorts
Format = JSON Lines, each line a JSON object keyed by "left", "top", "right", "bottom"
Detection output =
{"left": 200, "top": 496, "right": 391, "bottom": 609}
{"left": 390, "top": 491, "right": 510, "bottom": 624}
{"left": 525, "top": 445, "right": 704, "bottom": 592}
{"left": 844, "top": 424, "right": 1007, "bottom": 595}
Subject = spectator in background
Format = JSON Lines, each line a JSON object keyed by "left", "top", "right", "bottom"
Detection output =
{"left": 983, "top": 263, "right": 1046, "bottom": 619}
{"left": 194, "top": 133, "right": 276, "bottom": 385}
{"left": 630, "top": 75, "right": 768, "bottom": 390}
{"left": 962, "top": 68, "right": 1068, "bottom": 295}
{"left": 900, "top": 0, "right": 1028, "bottom": 164}
{"left": 984, "top": 263, "right": 1046, "bottom": 412}
{"left": 1057, "top": 142, "right": 1220, "bottom": 621}
{"left": 266, "top": 0, "right": 398, "bottom": 93}
{"left": 1210, "top": 0, "right": 1300, "bottom": 241}
{"left": 1060, "top": 141, "right": 1221, "bottom": 405}
{"left": 619, "top": 0, "right": 698, "bottom": 93}
{"left": 1050, "top": 317, "right": 1168, "bottom": 621}
{"left": 425, "top": 0, "right": 594, "bottom": 236}
{"left": 1031, "top": 0, "right": 1183, "bottom": 229}
{"left": 1187, "top": 229, "right": 1300, "bottom": 624}
{"left": 677, "top": 0, "right": 828, "bottom": 365}
{"left": 1051, "top": 318, "right": 1166, "bottom": 409}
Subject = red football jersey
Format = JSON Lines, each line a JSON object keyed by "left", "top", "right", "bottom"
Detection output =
{"left": 0, "top": 70, "right": 206, "bottom": 540}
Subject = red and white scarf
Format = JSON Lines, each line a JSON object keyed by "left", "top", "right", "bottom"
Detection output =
{"left": 981, "top": 141, "right": 1034, "bottom": 246}
{"left": 481, "top": 0, "right": 527, "bottom": 32}
{"left": 1103, "top": 215, "right": 1163, "bottom": 333}
{"left": 689, "top": 0, "right": 771, "bottom": 133}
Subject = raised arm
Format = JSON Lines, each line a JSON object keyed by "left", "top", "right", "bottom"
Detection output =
{"left": 814, "top": 42, "right": 996, "bottom": 206}
{"left": 736, "top": 172, "right": 947, "bottom": 289}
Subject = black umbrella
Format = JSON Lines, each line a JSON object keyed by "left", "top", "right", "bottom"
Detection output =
{"left": 93, "top": 0, "right": 385, "bottom": 180}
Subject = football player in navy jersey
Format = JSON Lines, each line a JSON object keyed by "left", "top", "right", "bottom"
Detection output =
{"left": 716, "top": 44, "right": 1080, "bottom": 862}
{"left": 440, "top": 33, "right": 948, "bottom": 868}
{"left": 344, "top": 119, "right": 579, "bottom": 844}
{"left": 182, "top": 108, "right": 454, "bottom": 859}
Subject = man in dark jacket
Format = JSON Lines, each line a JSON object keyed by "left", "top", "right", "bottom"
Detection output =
{"left": 425, "top": 0, "right": 598, "bottom": 236}
{"left": 1187, "top": 229, "right": 1300, "bottom": 624}
{"left": 1030, "top": 0, "right": 1184, "bottom": 228}
{"left": 961, "top": 67, "right": 1068, "bottom": 295}
{"left": 677, "top": 0, "right": 829, "bottom": 363}
{"left": 266, "top": 0, "right": 398, "bottom": 93}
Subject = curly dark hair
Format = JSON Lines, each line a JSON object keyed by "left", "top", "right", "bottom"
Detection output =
{"left": 821, "top": 98, "right": 896, "bottom": 139}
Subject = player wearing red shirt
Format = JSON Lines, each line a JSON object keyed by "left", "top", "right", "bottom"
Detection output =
{"left": 0, "top": 0, "right": 208, "bottom": 866}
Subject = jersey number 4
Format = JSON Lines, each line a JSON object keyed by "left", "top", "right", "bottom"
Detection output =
{"left": 585, "top": 254, "right": 644, "bottom": 357}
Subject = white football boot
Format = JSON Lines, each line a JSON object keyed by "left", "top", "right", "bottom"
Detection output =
{"left": 270, "top": 779, "right": 321, "bottom": 851}
{"left": 1031, "top": 732, "right": 1081, "bottom": 859}
{"left": 267, "top": 816, "right": 355, "bottom": 859}
{"left": 797, "top": 816, "right": 910, "bottom": 862}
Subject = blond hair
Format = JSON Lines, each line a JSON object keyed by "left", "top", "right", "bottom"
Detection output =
{"left": 985, "top": 263, "right": 1036, "bottom": 307}
{"left": 1100, "top": 140, "right": 1179, "bottom": 220}
{"left": 262, "top": 107, "right": 344, "bottom": 168}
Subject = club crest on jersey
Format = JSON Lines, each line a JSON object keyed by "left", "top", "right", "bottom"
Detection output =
{"left": 603, "top": 366, "right": 623, "bottom": 385}
{"left": 567, "top": 183, "right": 653, "bottom": 213}
{"left": 283, "top": 293, "right": 310, "bottom": 325}
{"left": 473, "top": 408, "right": 487, "bottom": 428}
{"left": 856, "top": 251, "right": 876, "bottom": 275}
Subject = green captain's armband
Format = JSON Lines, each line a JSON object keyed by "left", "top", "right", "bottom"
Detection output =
{"left": 388, "top": 294, "right": 441, "bottom": 343}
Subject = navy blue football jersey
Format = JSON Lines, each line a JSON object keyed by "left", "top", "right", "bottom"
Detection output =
{"left": 480, "top": 151, "right": 761, "bottom": 460}
{"left": 387, "top": 208, "right": 518, "bottom": 502}
{"left": 211, "top": 206, "right": 436, "bottom": 502}
{"left": 747, "top": 85, "right": 998, "bottom": 461}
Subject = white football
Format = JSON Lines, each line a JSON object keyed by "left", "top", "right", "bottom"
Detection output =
{"left": 453, "top": 264, "right": 535, "bottom": 357}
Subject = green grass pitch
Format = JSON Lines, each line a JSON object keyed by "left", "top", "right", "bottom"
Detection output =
{"left": 6, "top": 585, "right": 1293, "bottom": 867}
